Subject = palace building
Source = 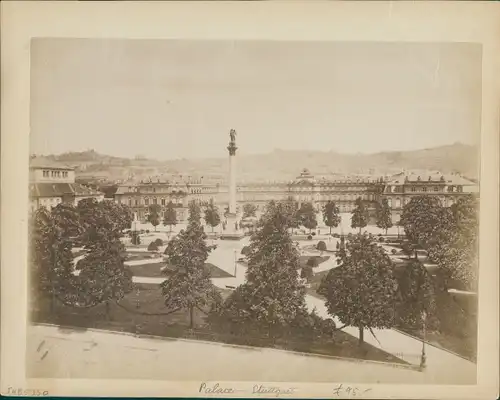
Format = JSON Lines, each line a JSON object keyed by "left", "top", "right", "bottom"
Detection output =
{"left": 29, "top": 158, "right": 104, "bottom": 213}
{"left": 113, "top": 167, "right": 478, "bottom": 224}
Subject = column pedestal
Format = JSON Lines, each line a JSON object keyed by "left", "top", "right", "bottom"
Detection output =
{"left": 220, "top": 213, "right": 244, "bottom": 240}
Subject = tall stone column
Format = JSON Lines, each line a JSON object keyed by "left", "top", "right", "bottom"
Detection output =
{"left": 221, "top": 129, "right": 244, "bottom": 240}
{"left": 229, "top": 142, "right": 237, "bottom": 214}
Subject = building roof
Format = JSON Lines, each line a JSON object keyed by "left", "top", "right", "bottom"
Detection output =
{"left": 30, "top": 157, "right": 74, "bottom": 171}
{"left": 386, "top": 171, "right": 476, "bottom": 186}
{"left": 29, "top": 183, "right": 103, "bottom": 198}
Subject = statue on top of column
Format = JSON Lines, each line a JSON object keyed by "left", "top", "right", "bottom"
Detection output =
{"left": 228, "top": 129, "right": 238, "bottom": 156}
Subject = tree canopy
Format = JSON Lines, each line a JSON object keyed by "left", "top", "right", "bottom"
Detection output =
{"left": 211, "top": 200, "right": 309, "bottom": 337}
{"left": 376, "top": 198, "right": 393, "bottom": 234}
{"left": 322, "top": 201, "right": 341, "bottom": 235}
{"left": 319, "top": 233, "right": 399, "bottom": 344}
{"left": 163, "top": 201, "right": 178, "bottom": 232}
{"left": 204, "top": 198, "right": 221, "bottom": 232}
{"left": 298, "top": 202, "right": 318, "bottom": 232}
{"left": 147, "top": 204, "right": 161, "bottom": 231}
{"left": 351, "top": 198, "right": 368, "bottom": 233}
{"left": 161, "top": 201, "right": 221, "bottom": 327}
{"left": 242, "top": 203, "right": 258, "bottom": 219}
{"left": 395, "top": 260, "right": 436, "bottom": 330}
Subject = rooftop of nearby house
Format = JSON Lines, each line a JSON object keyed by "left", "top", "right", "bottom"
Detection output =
{"left": 29, "top": 182, "right": 103, "bottom": 198}
{"left": 29, "top": 157, "right": 75, "bottom": 171}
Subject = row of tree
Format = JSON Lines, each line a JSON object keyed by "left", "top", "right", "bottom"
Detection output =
{"left": 146, "top": 196, "right": 395, "bottom": 237}
{"left": 400, "top": 194, "right": 478, "bottom": 291}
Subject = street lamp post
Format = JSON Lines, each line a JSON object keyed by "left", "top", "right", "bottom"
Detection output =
{"left": 420, "top": 310, "right": 427, "bottom": 370}
{"left": 234, "top": 250, "right": 237, "bottom": 277}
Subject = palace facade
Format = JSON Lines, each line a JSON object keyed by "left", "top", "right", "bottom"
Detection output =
{"left": 113, "top": 168, "right": 478, "bottom": 224}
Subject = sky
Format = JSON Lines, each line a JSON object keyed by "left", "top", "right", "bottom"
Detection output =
{"left": 30, "top": 39, "right": 482, "bottom": 160}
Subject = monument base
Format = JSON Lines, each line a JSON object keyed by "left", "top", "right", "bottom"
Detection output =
{"left": 220, "top": 213, "right": 245, "bottom": 240}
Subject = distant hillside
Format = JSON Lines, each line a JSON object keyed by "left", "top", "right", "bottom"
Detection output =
{"left": 37, "top": 143, "right": 479, "bottom": 183}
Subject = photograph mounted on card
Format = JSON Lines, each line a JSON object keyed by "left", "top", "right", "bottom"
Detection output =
{"left": 1, "top": 1, "right": 498, "bottom": 399}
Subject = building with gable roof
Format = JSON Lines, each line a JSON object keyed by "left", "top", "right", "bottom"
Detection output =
{"left": 29, "top": 157, "right": 104, "bottom": 213}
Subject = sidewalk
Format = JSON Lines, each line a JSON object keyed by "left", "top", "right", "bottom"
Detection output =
{"left": 304, "top": 294, "right": 476, "bottom": 384}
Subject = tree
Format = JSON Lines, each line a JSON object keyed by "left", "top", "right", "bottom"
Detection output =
{"left": 301, "top": 265, "right": 314, "bottom": 282}
{"left": 148, "top": 241, "right": 159, "bottom": 252}
{"left": 322, "top": 201, "right": 341, "bottom": 235}
{"left": 376, "top": 198, "right": 393, "bottom": 235}
{"left": 30, "top": 208, "right": 74, "bottom": 313}
{"left": 298, "top": 202, "right": 318, "bottom": 233}
{"left": 316, "top": 240, "right": 327, "bottom": 254}
{"left": 351, "top": 197, "right": 368, "bottom": 233}
{"left": 396, "top": 260, "right": 436, "bottom": 330}
{"left": 76, "top": 198, "right": 132, "bottom": 247}
{"left": 211, "top": 200, "right": 309, "bottom": 338}
{"left": 242, "top": 203, "right": 258, "bottom": 219}
{"left": 204, "top": 198, "right": 221, "bottom": 233}
{"left": 400, "top": 196, "right": 451, "bottom": 248}
{"left": 319, "top": 233, "right": 399, "bottom": 345}
{"left": 161, "top": 201, "right": 221, "bottom": 328}
{"left": 401, "top": 240, "right": 417, "bottom": 260}
{"left": 163, "top": 201, "right": 177, "bottom": 233}
{"left": 76, "top": 239, "right": 133, "bottom": 318}
{"left": 427, "top": 195, "right": 479, "bottom": 291}
{"left": 283, "top": 197, "right": 300, "bottom": 234}
{"left": 306, "top": 256, "right": 319, "bottom": 269}
{"left": 147, "top": 204, "right": 161, "bottom": 232}
{"left": 51, "top": 203, "right": 83, "bottom": 241}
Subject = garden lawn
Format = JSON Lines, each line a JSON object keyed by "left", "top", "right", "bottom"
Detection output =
{"left": 32, "top": 283, "right": 406, "bottom": 365}
{"left": 128, "top": 262, "right": 233, "bottom": 279}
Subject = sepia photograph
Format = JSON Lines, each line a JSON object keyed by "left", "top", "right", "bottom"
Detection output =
{"left": 27, "top": 38, "right": 481, "bottom": 383}
{"left": 1, "top": 2, "right": 499, "bottom": 399}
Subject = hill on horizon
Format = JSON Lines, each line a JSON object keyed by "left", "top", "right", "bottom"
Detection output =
{"left": 32, "top": 142, "right": 479, "bottom": 183}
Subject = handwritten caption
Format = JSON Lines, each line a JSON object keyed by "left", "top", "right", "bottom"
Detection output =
{"left": 199, "top": 382, "right": 372, "bottom": 398}
{"left": 6, "top": 387, "right": 49, "bottom": 397}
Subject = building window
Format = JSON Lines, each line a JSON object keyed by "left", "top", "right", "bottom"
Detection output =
{"left": 145, "top": 198, "right": 149, "bottom": 206}
{"left": 135, "top": 199, "right": 139, "bottom": 206}
{"left": 411, "top": 187, "right": 416, "bottom": 192}
{"left": 457, "top": 186, "right": 463, "bottom": 192}
{"left": 422, "top": 187, "right": 427, "bottom": 192}
{"left": 161, "top": 198, "right": 165, "bottom": 206}
{"left": 43, "top": 170, "right": 49, "bottom": 177}
{"left": 434, "top": 187, "right": 439, "bottom": 192}
{"left": 153, "top": 198, "right": 158, "bottom": 205}
{"left": 128, "top": 198, "right": 132, "bottom": 206}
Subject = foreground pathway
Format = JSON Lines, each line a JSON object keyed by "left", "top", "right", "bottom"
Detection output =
{"left": 304, "top": 295, "right": 476, "bottom": 383}
{"left": 29, "top": 324, "right": 459, "bottom": 384}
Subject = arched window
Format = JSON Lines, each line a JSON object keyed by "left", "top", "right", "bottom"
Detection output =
{"left": 161, "top": 198, "right": 165, "bottom": 206}
{"left": 145, "top": 197, "right": 149, "bottom": 206}
{"left": 128, "top": 198, "right": 132, "bottom": 206}
{"left": 153, "top": 198, "right": 158, "bottom": 205}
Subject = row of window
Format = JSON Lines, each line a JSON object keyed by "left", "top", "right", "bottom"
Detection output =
{"left": 388, "top": 197, "right": 456, "bottom": 208}
{"left": 42, "top": 170, "right": 69, "bottom": 178}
